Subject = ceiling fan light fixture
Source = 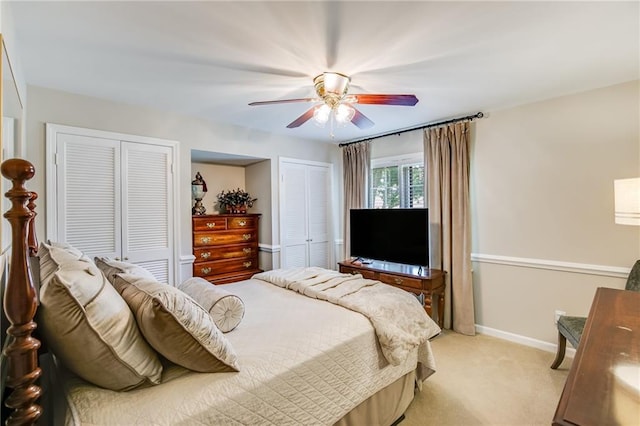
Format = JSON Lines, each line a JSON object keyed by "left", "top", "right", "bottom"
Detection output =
{"left": 335, "top": 103, "right": 355, "bottom": 126}
{"left": 323, "top": 72, "right": 351, "bottom": 95}
{"left": 313, "top": 104, "right": 331, "bottom": 126}
{"left": 250, "top": 71, "right": 418, "bottom": 134}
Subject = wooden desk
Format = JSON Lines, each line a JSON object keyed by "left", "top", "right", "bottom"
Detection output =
{"left": 338, "top": 259, "right": 446, "bottom": 328}
{"left": 553, "top": 287, "right": 640, "bottom": 426}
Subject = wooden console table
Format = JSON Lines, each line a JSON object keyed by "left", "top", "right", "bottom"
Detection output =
{"left": 553, "top": 287, "right": 640, "bottom": 426}
{"left": 338, "top": 259, "right": 446, "bottom": 328}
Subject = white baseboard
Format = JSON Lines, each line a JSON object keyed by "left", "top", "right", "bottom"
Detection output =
{"left": 475, "top": 324, "right": 575, "bottom": 358}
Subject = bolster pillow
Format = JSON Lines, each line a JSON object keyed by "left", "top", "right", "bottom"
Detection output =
{"left": 178, "top": 277, "right": 245, "bottom": 332}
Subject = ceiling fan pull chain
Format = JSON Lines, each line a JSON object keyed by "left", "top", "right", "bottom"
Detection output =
{"left": 330, "top": 113, "right": 336, "bottom": 139}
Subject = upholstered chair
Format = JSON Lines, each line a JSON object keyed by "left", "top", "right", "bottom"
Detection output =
{"left": 550, "top": 260, "right": 640, "bottom": 369}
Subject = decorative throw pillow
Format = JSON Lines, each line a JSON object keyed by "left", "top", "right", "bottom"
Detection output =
{"left": 37, "top": 257, "right": 163, "bottom": 391}
{"left": 38, "top": 241, "right": 88, "bottom": 288}
{"left": 94, "top": 257, "right": 156, "bottom": 284}
{"left": 112, "top": 273, "right": 240, "bottom": 373}
{"left": 178, "top": 277, "right": 245, "bottom": 332}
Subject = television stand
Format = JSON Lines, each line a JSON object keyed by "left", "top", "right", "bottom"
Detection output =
{"left": 338, "top": 259, "right": 446, "bottom": 328}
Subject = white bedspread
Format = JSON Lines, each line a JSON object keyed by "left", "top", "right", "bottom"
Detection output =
{"left": 253, "top": 267, "right": 440, "bottom": 373}
{"left": 59, "top": 278, "right": 437, "bottom": 425}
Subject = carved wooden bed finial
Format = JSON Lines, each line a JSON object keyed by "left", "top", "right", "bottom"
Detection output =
{"left": 1, "top": 158, "right": 42, "bottom": 425}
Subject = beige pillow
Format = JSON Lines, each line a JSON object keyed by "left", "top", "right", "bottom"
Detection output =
{"left": 38, "top": 241, "right": 88, "bottom": 288}
{"left": 179, "top": 277, "right": 245, "bottom": 332}
{"left": 38, "top": 259, "right": 163, "bottom": 391}
{"left": 94, "top": 257, "right": 156, "bottom": 284}
{"left": 112, "top": 274, "right": 240, "bottom": 373}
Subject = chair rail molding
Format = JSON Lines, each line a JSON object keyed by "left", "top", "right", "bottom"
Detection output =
{"left": 470, "top": 253, "right": 630, "bottom": 279}
{"left": 258, "top": 243, "right": 280, "bottom": 253}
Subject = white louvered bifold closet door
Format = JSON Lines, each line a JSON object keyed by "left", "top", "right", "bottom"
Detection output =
{"left": 306, "top": 165, "right": 330, "bottom": 269}
{"left": 281, "top": 162, "right": 309, "bottom": 268}
{"left": 56, "top": 133, "right": 121, "bottom": 260}
{"left": 122, "top": 142, "right": 173, "bottom": 283}
{"left": 280, "top": 160, "right": 332, "bottom": 269}
{"left": 53, "top": 130, "right": 175, "bottom": 284}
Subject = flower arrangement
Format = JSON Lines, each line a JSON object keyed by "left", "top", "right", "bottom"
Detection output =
{"left": 216, "top": 188, "right": 257, "bottom": 213}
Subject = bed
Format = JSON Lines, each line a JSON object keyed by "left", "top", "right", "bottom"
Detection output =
{"left": 1, "top": 158, "right": 440, "bottom": 426}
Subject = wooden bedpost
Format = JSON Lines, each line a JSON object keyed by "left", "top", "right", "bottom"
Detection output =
{"left": 1, "top": 159, "right": 42, "bottom": 425}
{"left": 26, "top": 193, "right": 37, "bottom": 257}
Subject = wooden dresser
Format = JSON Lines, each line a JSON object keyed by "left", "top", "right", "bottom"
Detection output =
{"left": 553, "top": 287, "right": 640, "bottom": 426}
{"left": 192, "top": 214, "right": 261, "bottom": 284}
{"left": 338, "top": 259, "right": 446, "bottom": 328}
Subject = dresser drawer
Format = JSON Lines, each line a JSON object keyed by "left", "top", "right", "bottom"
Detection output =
{"left": 379, "top": 273, "right": 422, "bottom": 289}
{"left": 193, "top": 244, "right": 256, "bottom": 262}
{"left": 193, "top": 257, "right": 259, "bottom": 277}
{"left": 193, "top": 230, "right": 257, "bottom": 246}
{"left": 227, "top": 217, "right": 257, "bottom": 229}
{"left": 192, "top": 217, "right": 227, "bottom": 231}
{"left": 340, "top": 265, "right": 378, "bottom": 280}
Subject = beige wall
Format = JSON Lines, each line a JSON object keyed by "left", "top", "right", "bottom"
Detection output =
{"left": 471, "top": 80, "right": 639, "bottom": 344}
{"left": 245, "top": 160, "right": 274, "bottom": 270}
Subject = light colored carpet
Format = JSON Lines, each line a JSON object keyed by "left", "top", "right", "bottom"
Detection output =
{"left": 403, "top": 330, "right": 570, "bottom": 426}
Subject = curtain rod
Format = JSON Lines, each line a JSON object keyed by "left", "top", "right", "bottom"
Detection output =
{"left": 338, "top": 111, "right": 484, "bottom": 147}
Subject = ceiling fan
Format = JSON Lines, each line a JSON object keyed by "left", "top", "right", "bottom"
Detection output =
{"left": 249, "top": 72, "right": 418, "bottom": 131}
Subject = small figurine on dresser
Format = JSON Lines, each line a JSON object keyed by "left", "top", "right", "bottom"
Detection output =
{"left": 191, "top": 172, "right": 208, "bottom": 215}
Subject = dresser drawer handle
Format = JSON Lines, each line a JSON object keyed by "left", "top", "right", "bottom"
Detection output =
{"left": 393, "top": 278, "right": 403, "bottom": 285}
{"left": 200, "top": 236, "right": 211, "bottom": 244}
{"left": 243, "top": 261, "right": 252, "bottom": 268}
{"left": 200, "top": 252, "right": 211, "bottom": 260}
{"left": 242, "top": 248, "right": 252, "bottom": 254}
{"left": 201, "top": 267, "right": 212, "bottom": 275}
{"left": 206, "top": 222, "right": 216, "bottom": 229}
{"left": 242, "top": 233, "right": 251, "bottom": 241}
{"left": 238, "top": 220, "right": 247, "bottom": 227}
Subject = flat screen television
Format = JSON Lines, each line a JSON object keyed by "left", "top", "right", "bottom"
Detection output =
{"left": 349, "top": 208, "right": 429, "bottom": 267}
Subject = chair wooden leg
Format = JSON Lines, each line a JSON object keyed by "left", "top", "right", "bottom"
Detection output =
{"left": 550, "top": 332, "right": 567, "bottom": 369}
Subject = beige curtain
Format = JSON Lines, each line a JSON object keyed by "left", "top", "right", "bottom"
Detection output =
{"left": 424, "top": 122, "right": 475, "bottom": 335}
{"left": 342, "top": 141, "right": 370, "bottom": 258}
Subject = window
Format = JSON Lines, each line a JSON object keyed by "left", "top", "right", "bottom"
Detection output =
{"left": 370, "top": 154, "right": 424, "bottom": 209}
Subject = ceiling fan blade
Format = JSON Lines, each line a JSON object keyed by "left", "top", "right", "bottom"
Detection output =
{"left": 249, "top": 98, "right": 317, "bottom": 106}
{"left": 286, "top": 107, "right": 316, "bottom": 128}
{"left": 349, "top": 106, "right": 375, "bottom": 129}
{"left": 351, "top": 94, "right": 419, "bottom": 106}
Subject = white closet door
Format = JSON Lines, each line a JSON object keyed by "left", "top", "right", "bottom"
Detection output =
{"left": 56, "top": 133, "right": 121, "bottom": 259}
{"left": 121, "top": 142, "right": 173, "bottom": 283}
{"left": 280, "top": 162, "right": 309, "bottom": 268}
{"left": 280, "top": 159, "right": 332, "bottom": 269}
{"left": 49, "top": 124, "right": 178, "bottom": 285}
{"left": 307, "top": 165, "right": 330, "bottom": 268}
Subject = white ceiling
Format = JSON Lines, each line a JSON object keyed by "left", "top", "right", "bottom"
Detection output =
{"left": 9, "top": 1, "right": 640, "bottom": 144}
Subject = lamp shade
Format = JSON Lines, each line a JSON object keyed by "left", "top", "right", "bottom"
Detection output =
{"left": 614, "top": 177, "right": 640, "bottom": 226}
